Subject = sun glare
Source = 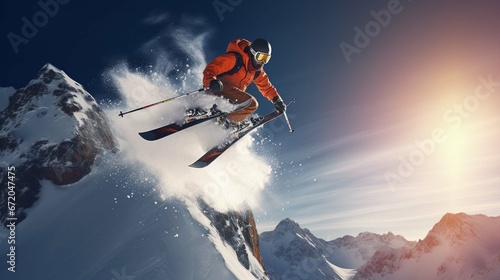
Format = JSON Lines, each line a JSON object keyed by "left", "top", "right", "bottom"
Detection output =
{"left": 437, "top": 126, "right": 472, "bottom": 190}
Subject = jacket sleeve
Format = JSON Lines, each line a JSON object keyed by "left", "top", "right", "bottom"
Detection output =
{"left": 203, "top": 53, "right": 237, "bottom": 87}
{"left": 254, "top": 70, "right": 279, "bottom": 101}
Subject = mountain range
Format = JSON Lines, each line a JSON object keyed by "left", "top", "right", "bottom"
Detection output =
{"left": 260, "top": 213, "right": 500, "bottom": 280}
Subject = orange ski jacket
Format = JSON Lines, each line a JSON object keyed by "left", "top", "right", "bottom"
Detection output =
{"left": 203, "top": 38, "right": 279, "bottom": 101}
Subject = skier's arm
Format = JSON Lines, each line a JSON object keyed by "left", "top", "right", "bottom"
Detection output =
{"left": 203, "top": 54, "right": 238, "bottom": 88}
{"left": 254, "top": 70, "right": 280, "bottom": 101}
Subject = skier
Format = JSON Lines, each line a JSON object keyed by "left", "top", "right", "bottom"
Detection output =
{"left": 202, "top": 38, "right": 286, "bottom": 129}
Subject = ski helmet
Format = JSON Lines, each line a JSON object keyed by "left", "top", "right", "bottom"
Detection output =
{"left": 250, "top": 38, "right": 272, "bottom": 64}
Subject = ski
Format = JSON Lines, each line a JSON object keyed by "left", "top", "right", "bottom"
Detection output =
{"left": 189, "top": 110, "right": 283, "bottom": 168}
{"left": 139, "top": 99, "right": 252, "bottom": 141}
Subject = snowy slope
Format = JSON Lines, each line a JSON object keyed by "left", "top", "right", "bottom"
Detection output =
{"left": 0, "top": 159, "right": 261, "bottom": 280}
{"left": 353, "top": 213, "right": 500, "bottom": 280}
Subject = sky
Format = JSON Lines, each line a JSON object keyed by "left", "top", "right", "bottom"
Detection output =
{"left": 2, "top": 0, "right": 500, "bottom": 241}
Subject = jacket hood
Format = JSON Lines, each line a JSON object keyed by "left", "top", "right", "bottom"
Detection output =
{"left": 226, "top": 38, "right": 251, "bottom": 56}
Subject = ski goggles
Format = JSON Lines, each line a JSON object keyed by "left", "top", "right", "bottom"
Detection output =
{"left": 250, "top": 47, "right": 271, "bottom": 64}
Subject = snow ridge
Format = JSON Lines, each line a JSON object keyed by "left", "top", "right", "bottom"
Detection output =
{"left": 327, "top": 231, "right": 415, "bottom": 269}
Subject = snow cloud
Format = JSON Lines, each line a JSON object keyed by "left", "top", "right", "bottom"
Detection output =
{"left": 105, "top": 22, "right": 272, "bottom": 212}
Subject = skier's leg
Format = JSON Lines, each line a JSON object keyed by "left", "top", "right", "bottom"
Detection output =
{"left": 211, "top": 87, "right": 258, "bottom": 123}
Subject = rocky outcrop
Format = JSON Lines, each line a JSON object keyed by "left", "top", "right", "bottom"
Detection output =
{"left": 198, "top": 199, "right": 266, "bottom": 275}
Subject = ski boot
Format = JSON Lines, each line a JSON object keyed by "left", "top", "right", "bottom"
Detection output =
{"left": 209, "top": 104, "right": 222, "bottom": 116}
{"left": 216, "top": 115, "right": 234, "bottom": 130}
{"left": 217, "top": 116, "right": 263, "bottom": 133}
{"left": 185, "top": 107, "right": 207, "bottom": 122}
{"left": 235, "top": 116, "right": 263, "bottom": 132}
{"left": 249, "top": 116, "right": 264, "bottom": 126}
{"left": 216, "top": 115, "right": 243, "bottom": 132}
{"left": 185, "top": 104, "right": 221, "bottom": 123}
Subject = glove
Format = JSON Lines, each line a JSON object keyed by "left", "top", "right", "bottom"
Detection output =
{"left": 272, "top": 96, "right": 286, "bottom": 114}
{"left": 209, "top": 79, "right": 223, "bottom": 92}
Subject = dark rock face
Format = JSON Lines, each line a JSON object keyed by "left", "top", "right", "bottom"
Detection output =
{"left": 198, "top": 199, "right": 266, "bottom": 274}
{"left": 0, "top": 64, "right": 118, "bottom": 226}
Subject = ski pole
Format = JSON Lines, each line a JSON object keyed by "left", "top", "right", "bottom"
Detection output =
{"left": 119, "top": 87, "right": 206, "bottom": 117}
{"left": 283, "top": 98, "right": 296, "bottom": 133}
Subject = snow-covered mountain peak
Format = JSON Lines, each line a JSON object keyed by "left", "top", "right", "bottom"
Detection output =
{"left": 274, "top": 218, "right": 304, "bottom": 234}
{"left": 261, "top": 218, "right": 320, "bottom": 251}
{"left": 426, "top": 212, "right": 478, "bottom": 245}
{"left": 1, "top": 63, "right": 102, "bottom": 143}
{"left": 414, "top": 212, "right": 481, "bottom": 254}
{"left": 260, "top": 219, "right": 358, "bottom": 280}
{"left": 0, "top": 63, "right": 118, "bottom": 225}
{"left": 33, "top": 63, "right": 65, "bottom": 83}
{"left": 31, "top": 63, "right": 83, "bottom": 89}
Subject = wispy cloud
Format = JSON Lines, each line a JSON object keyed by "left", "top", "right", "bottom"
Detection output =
{"left": 143, "top": 12, "right": 169, "bottom": 25}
